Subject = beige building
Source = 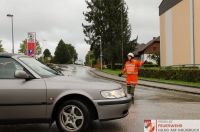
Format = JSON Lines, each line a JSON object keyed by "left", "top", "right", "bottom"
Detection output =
{"left": 159, "top": 0, "right": 200, "bottom": 66}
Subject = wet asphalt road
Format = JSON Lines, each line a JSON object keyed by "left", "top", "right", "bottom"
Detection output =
{"left": 0, "top": 65, "right": 200, "bottom": 132}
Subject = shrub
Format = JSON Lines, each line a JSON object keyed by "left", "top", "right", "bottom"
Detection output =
{"left": 139, "top": 68, "right": 200, "bottom": 82}
{"left": 143, "top": 64, "right": 159, "bottom": 68}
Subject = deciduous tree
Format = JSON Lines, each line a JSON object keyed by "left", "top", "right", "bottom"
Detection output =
{"left": 18, "top": 39, "right": 42, "bottom": 55}
{"left": 0, "top": 40, "right": 4, "bottom": 52}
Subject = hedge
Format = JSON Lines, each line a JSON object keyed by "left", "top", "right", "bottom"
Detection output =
{"left": 139, "top": 68, "right": 200, "bottom": 83}
{"left": 143, "top": 64, "right": 159, "bottom": 68}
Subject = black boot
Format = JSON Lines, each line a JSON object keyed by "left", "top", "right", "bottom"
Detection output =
{"left": 131, "top": 86, "right": 135, "bottom": 104}
{"left": 131, "top": 94, "right": 134, "bottom": 104}
{"left": 127, "top": 85, "right": 131, "bottom": 94}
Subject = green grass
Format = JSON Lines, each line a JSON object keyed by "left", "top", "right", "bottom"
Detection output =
{"left": 102, "top": 69, "right": 121, "bottom": 76}
{"left": 140, "top": 77, "right": 200, "bottom": 88}
{"left": 101, "top": 69, "right": 200, "bottom": 88}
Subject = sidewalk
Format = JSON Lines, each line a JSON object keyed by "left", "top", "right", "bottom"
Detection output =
{"left": 90, "top": 68, "right": 200, "bottom": 95}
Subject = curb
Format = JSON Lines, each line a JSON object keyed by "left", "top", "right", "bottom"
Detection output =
{"left": 90, "top": 69, "right": 200, "bottom": 95}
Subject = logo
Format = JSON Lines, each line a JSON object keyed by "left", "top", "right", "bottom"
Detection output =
{"left": 144, "top": 120, "right": 156, "bottom": 132}
{"left": 27, "top": 32, "right": 36, "bottom": 43}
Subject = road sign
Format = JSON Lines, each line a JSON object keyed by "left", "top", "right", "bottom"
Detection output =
{"left": 27, "top": 32, "right": 36, "bottom": 57}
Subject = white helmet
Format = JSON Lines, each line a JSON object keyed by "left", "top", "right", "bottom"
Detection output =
{"left": 127, "top": 53, "right": 134, "bottom": 57}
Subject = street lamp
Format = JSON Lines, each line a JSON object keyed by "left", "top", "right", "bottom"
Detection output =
{"left": 7, "top": 14, "right": 14, "bottom": 54}
{"left": 97, "top": 36, "right": 103, "bottom": 70}
{"left": 99, "top": 36, "right": 103, "bottom": 70}
{"left": 42, "top": 39, "right": 47, "bottom": 62}
{"left": 93, "top": 0, "right": 103, "bottom": 70}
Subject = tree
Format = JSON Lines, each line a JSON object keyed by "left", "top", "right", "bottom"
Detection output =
{"left": 66, "top": 44, "right": 78, "bottom": 63}
{"left": 85, "top": 50, "right": 95, "bottom": 67}
{"left": 43, "top": 49, "right": 51, "bottom": 58}
{"left": 18, "top": 39, "right": 42, "bottom": 55}
{"left": 0, "top": 40, "right": 4, "bottom": 52}
{"left": 42, "top": 49, "right": 52, "bottom": 64}
{"left": 54, "top": 40, "right": 78, "bottom": 64}
{"left": 83, "top": 0, "right": 136, "bottom": 69}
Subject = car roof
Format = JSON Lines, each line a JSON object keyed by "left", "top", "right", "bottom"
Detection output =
{"left": 0, "top": 53, "right": 26, "bottom": 58}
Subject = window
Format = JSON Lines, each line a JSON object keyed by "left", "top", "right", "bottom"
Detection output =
{"left": 0, "top": 57, "right": 23, "bottom": 79}
{"left": 19, "top": 57, "right": 60, "bottom": 78}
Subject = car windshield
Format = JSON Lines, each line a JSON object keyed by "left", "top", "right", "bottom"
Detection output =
{"left": 19, "top": 57, "right": 61, "bottom": 77}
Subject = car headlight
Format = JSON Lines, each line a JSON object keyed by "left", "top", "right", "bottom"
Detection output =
{"left": 101, "top": 88, "right": 126, "bottom": 99}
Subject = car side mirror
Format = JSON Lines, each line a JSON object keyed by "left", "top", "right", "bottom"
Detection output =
{"left": 15, "top": 70, "right": 30, "bottom": 80}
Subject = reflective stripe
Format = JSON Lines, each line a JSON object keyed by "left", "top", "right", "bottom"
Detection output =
{"left": 124, "top": 60, "right": 141, "bottom": 74}
{"left": 126, "top": 63, "right": 135, "bottom": 74}
{"left": 127, "top": 81, "right": 138, "bottom": 85}
{"left": 130, "top": 81, "right": 138, "bottom": 83}
{"left": 127, "top": 72, "right": 138, "bottom": 75}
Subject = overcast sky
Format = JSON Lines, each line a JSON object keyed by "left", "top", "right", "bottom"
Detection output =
{"left": 0, "top": 0, "right": 162, "bottom": 61}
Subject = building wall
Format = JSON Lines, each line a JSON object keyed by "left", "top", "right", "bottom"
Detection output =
{"left": 195, "top": 0, "right": 200, "bottom": 64}
{"left": 160, "top": 14, "right": 166, "bottom": 66}
{"left": 172, "top": 0, "right": 191, "bottom": 65}
{"left": 160, "top": 0, "right": 200, "bottom": 66}
{"left": 143, "top": 42, "right": 160, "bottom": 64}
{"left": 165, "top": 9, "right": 173, "bottom": 66}
{"left": 144, "top": 42, "right": 160, "bottom": 55}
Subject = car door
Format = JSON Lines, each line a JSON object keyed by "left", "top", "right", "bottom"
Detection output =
{"left": 0, "top": 57, "right": 47, "bottom": 120}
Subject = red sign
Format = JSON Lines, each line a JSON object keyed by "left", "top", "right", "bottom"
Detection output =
{"left": 27, "top": 32, "right": 36, "bottom": 57}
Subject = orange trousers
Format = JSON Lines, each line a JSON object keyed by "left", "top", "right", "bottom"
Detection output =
{"left": 126, "top": 74, "right": 138, "bottom": 86}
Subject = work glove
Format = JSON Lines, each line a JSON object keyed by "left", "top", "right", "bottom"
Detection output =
{"left": 118, "top": 73, "right": 123, "bottom": 77}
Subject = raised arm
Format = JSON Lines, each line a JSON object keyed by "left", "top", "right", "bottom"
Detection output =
{"left": 139, "top": 61, "right": 144, "bottom": 66}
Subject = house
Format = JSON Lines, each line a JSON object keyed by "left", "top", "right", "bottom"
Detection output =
{"left": 159, "top": 0, "right": 200, "bottom": 66}
{"left": 134, "top": 37, "right": 160, "bottom": 64}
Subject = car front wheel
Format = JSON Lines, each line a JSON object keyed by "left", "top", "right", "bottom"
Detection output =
{"left": 56, "top": 100, "right": 91, "bottom": 132}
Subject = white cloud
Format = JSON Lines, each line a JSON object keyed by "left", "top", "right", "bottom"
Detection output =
{"left": 0, "top": 0, "right": 162, "bottom": 61}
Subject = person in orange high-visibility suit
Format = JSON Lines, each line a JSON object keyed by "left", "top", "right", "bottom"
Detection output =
{"left": 118, "top": 53, "right": 144, "bottom": 100}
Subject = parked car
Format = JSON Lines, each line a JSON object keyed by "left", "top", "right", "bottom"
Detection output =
{"left": 0, "top": 53, "right": 132, "bottom": 132}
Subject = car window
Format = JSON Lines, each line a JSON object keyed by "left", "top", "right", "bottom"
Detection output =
{"left": 19, "top": 57, "right": 60, "bottom": 78}
{"left": 0, "top": 57, "right": 23, "bottom": 79}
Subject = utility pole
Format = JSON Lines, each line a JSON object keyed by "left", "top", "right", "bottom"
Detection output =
{"left": 7, "top": 14, "right": 14, "bottom": 54}
{"left": 100, "top": 36, "right": 103, "bottom": 70}
{"left": 100, "top": 0, "right": 103, "bottom": 70}
{"left": 121, "top": 0, "right": 124, "bottom": 69}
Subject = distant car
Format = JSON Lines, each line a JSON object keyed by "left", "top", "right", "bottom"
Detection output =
{"left": 0, "top": 53, "right": 131, "bottom": 132}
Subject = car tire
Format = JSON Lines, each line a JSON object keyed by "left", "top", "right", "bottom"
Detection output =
{"left": 56, "top": 100, "right": 91, "bottom": 132}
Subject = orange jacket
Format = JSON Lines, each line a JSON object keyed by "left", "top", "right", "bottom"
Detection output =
{"left": 122, "top": 59, "right": 144, "bottom": 85}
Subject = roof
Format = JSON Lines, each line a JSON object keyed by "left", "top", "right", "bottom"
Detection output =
{"left": 133, "top": 44, "right": 146, "bottom": 55}
{"left": 0, "top": 53, "right": 25, "bottom": 58}
{"left": 159, "top": 0, "right": 183, "bottom": 16}
{"left": 134, "top": 37, "right": 160, "bottom": 55}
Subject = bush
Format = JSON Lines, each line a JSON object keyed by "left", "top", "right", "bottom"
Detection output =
{"left": 143, "top": 64, "right": 159, "bottom": 68}
{"left": 106, "top": 64, "right": 122, "bottom": 69}
{"left": 139, "top": 68, "right": 200, "bottom": 82}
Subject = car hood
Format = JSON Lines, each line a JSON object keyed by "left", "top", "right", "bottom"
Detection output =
{"left": 44, "top": 75, "right": 122, "bottom": 91}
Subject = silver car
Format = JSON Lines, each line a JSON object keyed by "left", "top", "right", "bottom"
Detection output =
{"left": 0, "top": 53, "right": 132, "bottom": 132}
